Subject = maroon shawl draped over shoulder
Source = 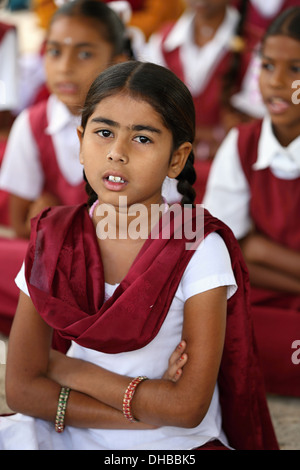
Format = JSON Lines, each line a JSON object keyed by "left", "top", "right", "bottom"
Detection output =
{"left": 25, "top": 203, "right": 278, "bottom": 450}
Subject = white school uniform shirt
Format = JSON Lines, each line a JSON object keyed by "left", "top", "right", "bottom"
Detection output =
{"left": 0, "top": 27, "right": 18, "bottom": 112}
{"left": 143, "top": 6, "right": 240, "bottom": 96}
{"left": 3, "top": 232, "right": 237, "bottom": 450}
{"left": 203, "top": 116, "right": 300, "bottom": 240}
{"left": 0, "top": 94, "right": 83, "bottom": 200}
{"left": 250, "top": 0, "right": 285, "bottom": 18}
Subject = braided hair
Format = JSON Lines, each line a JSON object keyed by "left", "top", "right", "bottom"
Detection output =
{"left": 81, "top": 61, "right": 197, "bottom": 207}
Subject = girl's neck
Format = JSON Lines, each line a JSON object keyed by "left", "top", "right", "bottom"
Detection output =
{"left": 272, "top": 123, "right": 300, "bottom": 147}
{"left": 194, "top": 9, "right": 227, "bottom": 47}
{"left": 89, "top": 197, "right": 169, "bottom": 241}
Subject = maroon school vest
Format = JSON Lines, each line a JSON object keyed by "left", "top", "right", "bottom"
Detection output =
{"left": 160, "top": 21, "right": 258, "bottom": 128}
{"left": 237, "top": 119, "right": 300, "bottom": 310}
{"left": 237, "top": 120, "right": 300, "bottom": 396}
{"left": 237, "top": 120, "right": 300, "bottom": 252}
{"left": 246, "top": 0, "right": 300, "bottom": 37}
{"left": 28, "top": 99, "right": 86, "bottom": 206}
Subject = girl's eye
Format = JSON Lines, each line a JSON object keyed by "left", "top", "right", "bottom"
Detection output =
{"left": 78, "top": 51, "right": 93, "bottom": 60}
{"left": 97, "top": 129, "right": 113, "bottom": 138}
{"left": 261, "top": 61, "right": 274, "bottom": 72}
{"left": 291, "top": 65, "right": 300, "bottom": 74}
{"left": 134, "top": 135, "right": 151, "bottom": 144}
{"left": 46, "top": 47, "right": 60, "bottom": 57}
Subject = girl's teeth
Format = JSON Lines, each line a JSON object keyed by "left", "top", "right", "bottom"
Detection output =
{"left": 108, "top": 175, "right": 125, "bottom": 183}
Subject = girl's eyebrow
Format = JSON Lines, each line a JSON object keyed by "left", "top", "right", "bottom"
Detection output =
{"left": 90, "top": 117, "right": 162, "bottom": 134}
{"left": 262, "top": 53, "right": 300, "bottom": 63}
{"left": 46, "top": 39, "right": 97, "bottom": 48}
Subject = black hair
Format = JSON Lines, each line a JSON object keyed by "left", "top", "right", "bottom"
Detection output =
{"left": 49, "top": 0, "right": 135, "bottom": 59}
{"left": 81, "top": 61, "right": 196, "bottom": 207}
{"left": 262, "top": 6, "right": 300, "bottom": 45}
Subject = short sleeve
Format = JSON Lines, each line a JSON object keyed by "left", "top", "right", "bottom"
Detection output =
{"left": 178, "top": 232, "right": 237, "bottom": 302}
{"left": 0, "top": 109, "right": 44, "bottom": 199}
{"left": 203, "top": 128, "right": 252, "bottom": 240}
{"left": 15, "top": 262, "right": 29, "bottom": 297}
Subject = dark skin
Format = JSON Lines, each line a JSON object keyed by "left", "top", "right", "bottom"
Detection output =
{"left": 5, "top": 93, "right": 228, "bottom": 432}
{"left": 239, "top": 35, "right": 300, "bottom": 294}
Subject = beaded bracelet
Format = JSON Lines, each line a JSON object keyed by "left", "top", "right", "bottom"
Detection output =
{"left": 55, "top": 386, "right": 71, "bottom": 433}
{"left": 122, "top": 376, "right": 148, "bottom": 423}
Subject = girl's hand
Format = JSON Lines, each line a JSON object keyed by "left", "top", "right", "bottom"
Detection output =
{"left": 162, "top": 340, "right": 188, "bottom": 382}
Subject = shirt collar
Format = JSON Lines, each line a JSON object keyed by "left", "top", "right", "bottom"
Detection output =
{"left": 254, "top": 116, "right": 300, "bottom": 171}
{"left": 163, "top": 7, "right": 239, "bottom": 52}
{"left": 45, "top": 94, "right": 80, "bottom": 135}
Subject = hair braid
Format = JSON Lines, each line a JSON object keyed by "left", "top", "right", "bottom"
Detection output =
{"left": 176, "top": 150, "right": 196, "bottom": 207}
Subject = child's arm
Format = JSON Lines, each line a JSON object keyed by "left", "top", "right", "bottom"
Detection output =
{"left": 6, "top": 285, "right": 226, "bottom": 429}
{"left": 10, "top": 193, "right": 61, "bottom": 239}
{"left": 5, "top": 292, "right": 156, "bottom": 429}
{"left": 240, "top": 232, "right": 300, "bottom": 294}
{"left": 45, "top": 287, "right": 227, "bottom": 428}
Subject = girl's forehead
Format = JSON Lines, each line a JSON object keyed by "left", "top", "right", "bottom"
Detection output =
{"left": 262, "top": 35, "right": 300, "bottom": 60}
{"left": 48, "top": 15, "right": 107, "bottom": 43}
{"left": 88, "top": 93, "right": 167, "bottom": 128}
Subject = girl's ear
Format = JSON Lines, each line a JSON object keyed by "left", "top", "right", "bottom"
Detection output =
{"left": 77, "top": 125, "right": 84, "bottom": 164}
{"left": 167, "top": 142, "right": 192, "bottom": 179}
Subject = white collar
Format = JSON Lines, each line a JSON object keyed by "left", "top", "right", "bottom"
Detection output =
{"left": 254, "top": 116, "right": 300, "bottom": 178}
{"left": 163, "top": 6, "right": 240, "bottom": 52}
{"left": 45, "top": 94, "right": 81, "bottom": 135}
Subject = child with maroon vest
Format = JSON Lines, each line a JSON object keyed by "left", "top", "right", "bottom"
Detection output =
{"left": 0, "top": 0, "right": 133, "bottom": 336}
{"left": 144, "top": 0, "right": 259, "bottom": 202}
{"left": 0, "top": 61, "right": 277, "bottom": 450}
{"left": 204, "top": 7, "right": 300, "bottom": 397}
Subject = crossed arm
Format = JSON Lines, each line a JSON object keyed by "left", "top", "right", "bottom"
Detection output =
{"left": 5, "top": 286, "right": 227, "bottom": 430}
{"left": 240, "top": 231, "right": 300, "bottom": 294}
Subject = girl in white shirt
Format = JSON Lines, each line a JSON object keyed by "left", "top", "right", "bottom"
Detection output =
{"left": 204, "top": 7, "right": 300, "bottom": 397}
{"left": 0, "top": 61, "right": 277, "bottom": 450}
{"left": 0, "top": 0, "right": 134, "bottom": 337}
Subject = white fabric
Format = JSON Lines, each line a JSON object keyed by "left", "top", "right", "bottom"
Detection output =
{"left": 0, "top": 95, "right": 83, "bottom": 200}
{"left": 0, "top": 29, "right": 18, "bottom": 112}
{"left": 0, "top": 232, "right": 237, "bottom": 450}
{"left": 203, "top": 116, "right": 300, "bottom": 239}
{"left": 250, "top": 0, "right": 285, "bottom": 18}
{"left": 231, "top": 49, "right": 266, "bottom": 119}
{"left": 143, "top": 7, "right": 240, "bottom": 96}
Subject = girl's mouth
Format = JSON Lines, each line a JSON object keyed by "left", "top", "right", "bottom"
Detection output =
{"left": 107, "top": 175, "right": 125, "bottom": 183}
{"left": 103, "top": 174, "right": 127, "bottom": 191}
{"left": 267, "top": 97, "right": 290, "bottom": 114}
{"left": 56, "top": 82, "right": 78, "bottom": 95}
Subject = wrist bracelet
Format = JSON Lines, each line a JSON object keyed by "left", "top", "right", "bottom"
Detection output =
{"left": 122, "top": 376, "right": 148, "bottom": 423}
{"left": 55, "top": 386, "right": 71, "bottom": 433}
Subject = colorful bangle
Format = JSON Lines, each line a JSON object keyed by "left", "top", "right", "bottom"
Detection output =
{"left": 122, "top": 376, "right": 148, "bottom": 423}
{"left": 55, "top": 386, "right": 71, "bottom": 433}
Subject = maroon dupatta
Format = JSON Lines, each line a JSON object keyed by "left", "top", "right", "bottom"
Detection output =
{"left": 24, "top": 203, "right": 278, "bottom": 450}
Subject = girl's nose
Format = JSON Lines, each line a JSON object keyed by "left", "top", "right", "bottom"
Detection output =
{"left": 269, "top": 67, "right": 286, "bottom": 88}
{"left": 57, "top": 51, "right": 74, "bottom": 74}
{"left": 106, "top": 148, "right": 128, "bottom": 164}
